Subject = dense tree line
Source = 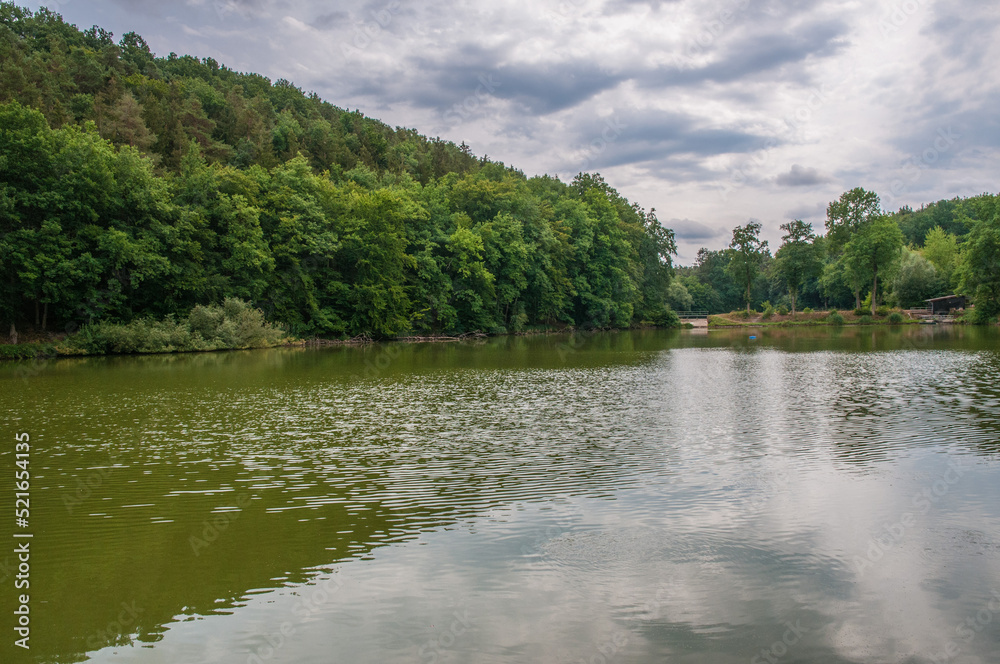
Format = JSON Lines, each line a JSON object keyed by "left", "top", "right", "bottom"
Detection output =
{"left": 672, "top": 189, "right": 1000, "bottom": 322}
{"left": 0, "top": 101, "right": 678, "bottom": 337}
{"left": 0, "top": 6, "right": 679, "bottom": 339}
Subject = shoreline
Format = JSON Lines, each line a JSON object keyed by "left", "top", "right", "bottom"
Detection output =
{"left": 1, "top": 315, "right": 987, "bottom": 362}
{"left": 0, "top": 324, "right": 659, "bottom": 362}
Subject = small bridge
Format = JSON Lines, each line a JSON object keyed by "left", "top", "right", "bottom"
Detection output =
{"left": 676, "top": 311, "right": 709, "bottom": 329}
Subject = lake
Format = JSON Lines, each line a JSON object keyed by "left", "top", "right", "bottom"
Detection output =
{"left": 2, "top": 326, "right": 999, "bottom": 664}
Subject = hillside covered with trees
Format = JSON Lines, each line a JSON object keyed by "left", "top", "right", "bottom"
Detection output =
{"left": 0, "top": 4, "right": 679, "bottom": 340}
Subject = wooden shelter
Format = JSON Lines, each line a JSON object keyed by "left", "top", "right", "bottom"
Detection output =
{"left": 925, "top": 295, "right": 967, "bottom": 315}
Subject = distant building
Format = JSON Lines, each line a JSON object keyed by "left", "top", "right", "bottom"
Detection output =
{"left": 925, "top": 295, "right": 967, "bottom": 315}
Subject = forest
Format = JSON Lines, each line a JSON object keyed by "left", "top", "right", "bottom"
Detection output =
{"left": 2, "top": 4, "right": 999, "bottom": 351}
{"left": 673, "top": 189, "right": 1000, "bottom": 323}
{"left": 0, "top": 4, "right": 677, "bottom": 341}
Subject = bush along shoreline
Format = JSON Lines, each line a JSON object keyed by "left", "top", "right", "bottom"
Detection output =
{"left": 1, "top": 299, "right": 287, "bottom": 360}
{"left": 0, "top": 299, "right": 684, "bottom": 361}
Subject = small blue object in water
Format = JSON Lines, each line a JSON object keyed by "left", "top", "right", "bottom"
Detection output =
{"left": 749, "top": 335, "right": 757, "bottom": 340}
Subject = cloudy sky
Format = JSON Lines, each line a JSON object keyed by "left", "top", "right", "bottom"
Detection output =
{"left": 52, "top": 0, "right": 1000, "bottom": 263}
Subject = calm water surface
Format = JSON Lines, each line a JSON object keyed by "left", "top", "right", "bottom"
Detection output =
{"left": 2, "top": 326, "right": 999, "bottom": 663}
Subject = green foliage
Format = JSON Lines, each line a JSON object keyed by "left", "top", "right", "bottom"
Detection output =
{"left": 956, "top": 195, "right": 1000, "bottom": 319}
{"left": 893, "top": 199, "right": 967, "bottom": 246}
{"left": 666, "top": 280, "right": 693, "bottom": 311}
{"left": 888, "top": 312, "right": 904, "bottom": 324}
{"left": 891, "top": 248, "right": 945, "bottom": 308}
{"left": 69, "top": 299, "right": 284, "bottom": 354}
{"left": 921, "top": 226, "right": 959, "bottom": 288}
{"left": 876, "top": 305, "right": 890, "bottom": 316}
{"left": 857, "top": 315, "right": 874, "bottom": 325}
{"left": 773, "top": 219, "right": 821, "bottom": 315}
{"left": 965, "top": 307, "right": 997, "bottom": 325}
{"left": 0, "top": 9, "right": 683, "bottom": 340}
{"left": 802, "top": 307, "right": 813, "bottom": 314}
{"left": 0, "top": 6, "right": 480, "bottom": 179}
{"left": 826, "top": 188, "right": 881, "bottom": 253}
{"left": 854, "top": 308, "right": 868, "bottom": 316}
{"left": 650, "top": 308, "right": 681, "bottom": 328}
{"left": 726, "top": 220, "right": 769, "bottom": 314}
{"left": 827, "top": 312, "right": 845, "bottom": 325}
{"left": 844, "top": 214, "right": 905, "bottom": 314}
{"left": 777, "top": 304, "right": 789, "bottom": 316}
{"left": 761, "top": 301, "right": 775, "bottom": 319}
{"left": 0, "top": 342, "right": 58, "bottom": 359}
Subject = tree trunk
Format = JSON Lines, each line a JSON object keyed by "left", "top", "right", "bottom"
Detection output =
{"left": 42, "top": 302, "right": 48, "bottom": 331}
{"left": 8, "top": 323, "right": 16, "bottom": 345}
{"left": 790, "top": 289, "right": 797, "bottom": 317}
{"left": 854, "top": 289, "right": 861, "bottom": 310}
{"left": 35, "top": 300, "right": 40, "bottom": 327}
{"left": 746, "top": 282, "right": 751, "bottom": 314}
{"left": 871, "top": 268, "right": 879, "bottom": 315}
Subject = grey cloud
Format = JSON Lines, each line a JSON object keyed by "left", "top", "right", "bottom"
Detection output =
{"left": 921, "top": 0, "right": 1000, "bottom": 66}
{"left": 643, "top": 18, "right": 849, "bottom": 89}
{"left": 775, "top": 164, "right": 831, "bottom": 187}
{"left": 668, "top": 218, "right": 729, "bottom": 241}
{"left": 312, "top": 11, "right": 349, "bottom": 30}
{"left": 784, "top": 202, "right": 827, "bottom": 222}
{"left": 569, "top": 109, "right": 770, "bottom": 174}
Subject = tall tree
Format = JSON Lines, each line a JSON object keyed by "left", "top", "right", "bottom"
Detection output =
{"left": 773, "top": 220, "right": 821, "bottom": 316}
{"left": 726, "top": 220, "right": 769, "bottom": 314}
{"left": 844, "top": 214, "right": 904, "bottom": 314}
{"left": 956, "top": 196, "right": 1000, "bottom": 320}
{"left": 825, "top": 188, "right": 882, "bottom": 307}
{"left": 921, "top": 226, "right": 959, "bottom": 290}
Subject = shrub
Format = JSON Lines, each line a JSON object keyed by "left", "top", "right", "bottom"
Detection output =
{"left": 854, "top": 308, "right": 868, "bottom": 317}
{"left": 0, "top": 343, "right": 58, "bottom": 360}
{"left": 802, "top": 307, "right": 813, "bottom": 314}
{"left": 777, "top": 305, "right": 789, "bottom": 316}
{"left": 651, "top": 307, "right": 681, "bottom": 328}
{"left": 67, "top": 299, "right": 286, "bottom": 355}
{"left": 828, "top": 308, "right": 838, "bottom": 315}
{"left": 828, "top": 312, "right": 845, "bottom": 325}
{"left": 966, "top": 307, "right": 996, "bottom": 325}
{"left": 888, "top": 312, "right": 904, "bottom": 324}
{"left": 877, "top": 305, "right": 890, "bottom": 317}
{"left": 761, "top": 301, "right": 775, "bottom": 320}
{"left": 857, "top": 315, "right": 874, "bottom": 325}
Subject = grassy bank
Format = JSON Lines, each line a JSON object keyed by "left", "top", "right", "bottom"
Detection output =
{"left": 708, "top": 309, "right": 923, "bottom": 328}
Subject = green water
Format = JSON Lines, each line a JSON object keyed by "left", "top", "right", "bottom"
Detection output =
{"left": 2, "top": 326, "right": 999, "bottom": 663}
